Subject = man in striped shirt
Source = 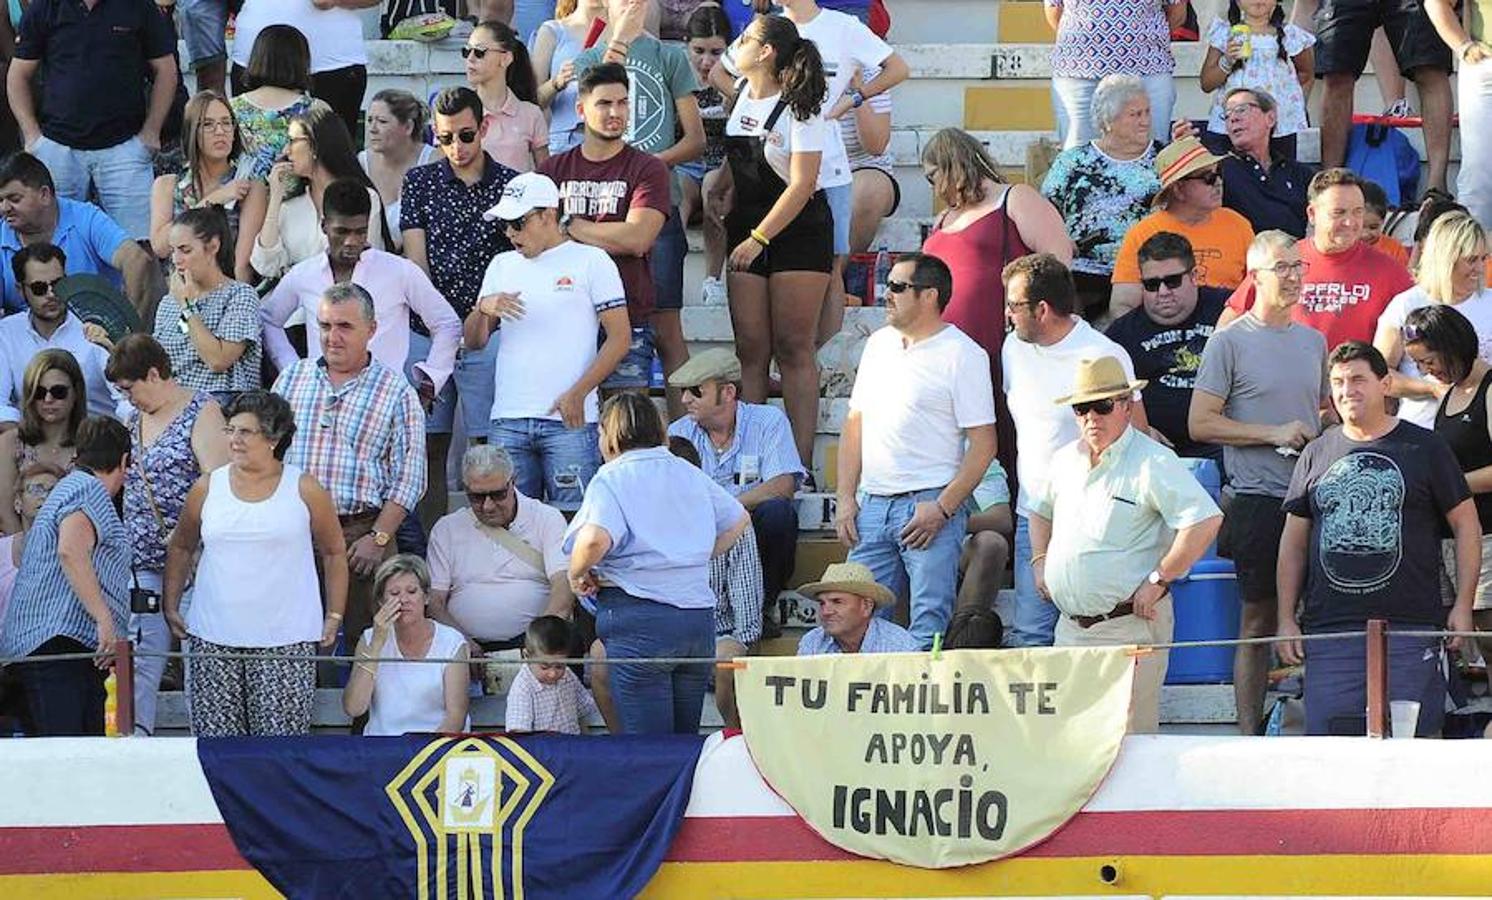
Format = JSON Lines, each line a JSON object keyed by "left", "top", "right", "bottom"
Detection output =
{"left": 271, "top": 284, "right": 427, "bottom": 651}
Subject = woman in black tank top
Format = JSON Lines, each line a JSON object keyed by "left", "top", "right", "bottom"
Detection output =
{"left": 1405, "top": 304, "right": 1492, "bottom": 692}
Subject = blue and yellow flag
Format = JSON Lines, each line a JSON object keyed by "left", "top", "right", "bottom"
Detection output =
{"left": 198, "top": 734, "right": 704, "bottom": 899}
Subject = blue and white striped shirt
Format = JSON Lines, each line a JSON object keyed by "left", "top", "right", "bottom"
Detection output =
{"left": 667, "top": 402, "right": 806, "bottom": 497}
{"left": 0, "top": 470, "right": 129, "bottom": 657}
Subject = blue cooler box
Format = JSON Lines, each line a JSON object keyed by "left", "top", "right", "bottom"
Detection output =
{"left": 1167, "top": 557, "right": 1240, "bottom": 683}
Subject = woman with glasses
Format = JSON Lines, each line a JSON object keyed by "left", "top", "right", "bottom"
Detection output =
{"left": 531, "top": 0, "right": 607, "bottom": 154}
{"left": 0, "top": 350, "right": 83, "bottom": 534}
{"left": 1376, "top": 212, "right": 1492, "bottom": 428}
{"left": 342, "top": 554, "right": 470, "bottom": 736}
{"left": 1404, "top": 303, "right": 1492, "bottom": 701}
{"left": 1040, "top": 75, "right": 1163, "bottom": 318}
{"left": 565, "top": 393, "right": 748, "bottom": 734}
{"left": 358, "top": 90, "right": 434, "bottom": 254}
{"left": 0, "top": 462, "right": 63, "bottom": 636}
{"left": 155, "top": 208, "right": 264, "bottom": 403}
{"left": 150, "top": 92, "right": 268, "bottom": 283}
{"left": 229, "top": 24, "right": 317, "bottom": 183}
{"left": 105, "top": 335, "right": 228, "bottom": 735}
{"left": 250, "top": 102, "right": 386, "bottom": 282}
{"left": 465, "top": 20, "right": 549, "bottom": 174}
{"left": 164, "top": 390, "right": 347, "bottom": 737}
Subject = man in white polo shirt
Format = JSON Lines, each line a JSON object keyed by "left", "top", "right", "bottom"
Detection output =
{"left": 836, "top": 252, "right": 997, "bottom": 649}
{"left": 466, "top": 172, "right": 632, "bottom": 512}
{"left": 1002, "top": 253, "right": 1149, "bottom": 648}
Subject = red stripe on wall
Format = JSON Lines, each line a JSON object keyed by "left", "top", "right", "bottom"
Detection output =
{"left": 665, "top": 808, "right": 1492, "bottom": 862}
{"left": 0, "top": 824, "right": 250, "bottom": 874}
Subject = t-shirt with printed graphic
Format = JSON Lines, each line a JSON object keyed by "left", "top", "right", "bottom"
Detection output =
{"left": 573, "top": 36, "right": 698, "bottom": 156}
{"left": 1284, "top": 422, "right": 1470, "bottom": 630}
{"left": 1105, "top": 288, "right": 1228, "bottom": 459}
{"left": 1224, "top": 240, "right": 1414, "bottom": 350}
{"left": 1111, "top": 208, "right": 1254, "bottom": 290}
{"left": 539, "top": 144, "right": 672, "bottom": 325}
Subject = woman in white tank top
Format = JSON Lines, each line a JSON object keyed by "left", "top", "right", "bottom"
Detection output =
{"left": 164, "top": 392, "right": 350, "bottom": 737}
{"left": 343, "top": 555, "right": 471, "bottom": 736}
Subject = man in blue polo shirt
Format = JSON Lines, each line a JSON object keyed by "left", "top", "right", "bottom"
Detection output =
{"left": 668, "top": 349, "right": 803, "bottom": 637}
{"left": 0, "top": 153, "right": 156, "bottom": 316}
{"left": 8, "top": 0, "right": 178, "bottom": 240}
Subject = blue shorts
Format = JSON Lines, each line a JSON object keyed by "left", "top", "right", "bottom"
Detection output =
{"left": 825, "top": 182, "right": 852, "bottom": 256}
{"left": 600, "top": 324, "right": 656, "bottom": 390}
{"left": 1303, "top": 631, "right": 1447, "bottom": 736}
{"left": 176, "top": 0, "right": 228, "bottom": 69}
{"left": 676, "top": 159, "right": 716, "bottom": 184}
{"left": 405, "top": 331, "right": 498, "bottom": 438}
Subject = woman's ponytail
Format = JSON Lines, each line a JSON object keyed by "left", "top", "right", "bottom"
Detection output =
{"left": 779, "top": 35, "right": 827, "bottom": 120}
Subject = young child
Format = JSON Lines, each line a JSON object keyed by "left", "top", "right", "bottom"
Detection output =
{"left": 1200, "top": 0, "right": 1314, "bottom": 146}
{"left": 504, "top": 616, "right": 601, "bottom": 735}
{"left": 679, "top": 4, "right": 733, "bottom": 305}
{"left": 1360, "top": 179, "right": 1411, "bottom": 267}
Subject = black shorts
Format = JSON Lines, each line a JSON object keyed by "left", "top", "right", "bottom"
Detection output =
{"left": 1314, "top": 0, "right": 1452, "bottom": 78}
{"left": 726, "top": 191, "right": 833, "bottom": 277}
{"left": 1217, "top": 492, "right": 1287, "bottom": 603}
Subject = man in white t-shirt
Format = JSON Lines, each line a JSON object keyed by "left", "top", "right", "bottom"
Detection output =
{"left": 467, "top": 172, "right": 631, "bottom": 512}
{"left": 1002, "top": 253, "right": 1149, "bottom": 647}
{"left": 427, "top": 445, "right": 572, "bottom": 653}
{"left": 836, "top": 252, "right": 997, "bottom": 649}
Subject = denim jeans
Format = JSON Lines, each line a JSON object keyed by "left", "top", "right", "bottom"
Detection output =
{"left": 31, "top": 135, "right": 154, "bottom": 239}
{"left": 1008, "top": 513, "right": 1059, "bottom": 647}
{"left": 1051, "top": 73, "right": 1177, "bottom": 150}
{"left": 650, "top": 205, "right": 686, "bottom": 311}
{"left": 594, "top": 587, "right": 714, "bottom": 734}
{"left": 406, "top": 331, "right": 498, "bottom": 437}
{"left": 18, "top": 636, "right": 106, "bottom": 736}
{"left": 751, "top": 497, "right": 798, "bottom": 621}
{"left": 847, "top": 488, "right": 967, "bottom": 649}
{"left": 1459, "top": 58, "right": 1492, "bottom": 233}
{"left": 489, "top": 417, "right": 600, "bottom": 511}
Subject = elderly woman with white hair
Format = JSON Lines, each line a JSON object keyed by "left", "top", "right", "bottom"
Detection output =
{"left": 426, "top": 444, "right": 573, "bottom": 656}
{"left": 1375, "top": 212, "right": 1492, "bottom": 428}
{"left": 1041, "top": 74, "right": 1164, "bottom": 317}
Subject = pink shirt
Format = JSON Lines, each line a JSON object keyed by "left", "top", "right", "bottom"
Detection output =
{"left": 258, "top": 249, "right": 462, "bottom": 393}
{"left": 0, "top": 535, "right": 18, "bottom": 639}
{"left": 480, "top": 92, "right": 549, "bottom": 174}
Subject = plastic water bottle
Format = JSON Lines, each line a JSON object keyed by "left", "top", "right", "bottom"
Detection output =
{"left": 872, "top": 245, "right": 891, "bottom": 306}
{"left": 104, "top": 672, "right": 119, "bottom": 737}
{"left": 649, "top": 354, "right": 665, "bottom": 389}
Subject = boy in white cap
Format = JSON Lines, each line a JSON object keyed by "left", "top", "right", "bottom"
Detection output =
{"left": 465, "top": 172, "right": 632, "bottom": 511}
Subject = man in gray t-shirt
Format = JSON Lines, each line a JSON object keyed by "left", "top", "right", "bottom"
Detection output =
{"left": 1188, "top": 231, "right": 1329, "bottom": 736}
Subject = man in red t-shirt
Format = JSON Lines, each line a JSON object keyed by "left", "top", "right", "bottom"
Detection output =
{"left": 1217, "top": 169, "right": 1413, "bottom": 350}
{"left": 538, "top": 62, "right": 671, "bottom": 390}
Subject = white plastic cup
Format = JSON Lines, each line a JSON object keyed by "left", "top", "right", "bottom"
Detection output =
{"left": 1390, "top": 700, "right": 1421, "bottom": 739}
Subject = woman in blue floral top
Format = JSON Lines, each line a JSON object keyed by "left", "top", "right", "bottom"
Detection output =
{"left": 1041, "top": 74, "right": 1163, "bottom": 316}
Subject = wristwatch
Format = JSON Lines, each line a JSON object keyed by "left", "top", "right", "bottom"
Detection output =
{"left": 559, "top": 213, "right": 573, "bottom": 237}
{"left": 372, "top": 530, "right": 393, "bottom": 548}
{"left": 1147, "top": 570, "right": 1171, "bottom": 590}
{"left": 850, "top": 89, "right": 866, "bottom": 109}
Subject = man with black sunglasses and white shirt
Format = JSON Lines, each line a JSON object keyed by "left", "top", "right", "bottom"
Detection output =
{"left": 464, "top": 172, "right": 631, "bottom": 513}
{"left": 1030, "top": 355, "right": 1221, "bottom": 734}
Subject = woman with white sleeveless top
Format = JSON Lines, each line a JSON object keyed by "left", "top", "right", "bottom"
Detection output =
{"left": 164, "top": 391, "right": 349, "bottom": 737}
{"left": 342, "top": 555, "right": 471, "bottom": 736}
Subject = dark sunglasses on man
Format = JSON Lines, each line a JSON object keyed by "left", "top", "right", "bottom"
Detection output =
{"left": 435, "top": 128, "right": 479, "bottom": 147}
{"left": 1140, "top": 272, "right": 1187, "bottom": 292}
{"left": 1182, "top": 169, "right": 1221, "bottom": 186}
{"left": 1071, "top": 397, "right": 1117, "bottom": 417}
{"left": 468, "top": 484, "right": 514, "bottom": 506}
{"left": 885, "top": 279, "right": 929, "bottom": 295}
{"left": 27, "top": 277, "right": 61, "bottom": 296}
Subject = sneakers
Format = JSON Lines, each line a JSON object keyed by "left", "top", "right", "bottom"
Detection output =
{"left": 701, "top": 276, "right": 727, "bottom": 306}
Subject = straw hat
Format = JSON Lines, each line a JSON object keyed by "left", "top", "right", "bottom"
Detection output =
{"left": 1153, "top": 135, "right": 1225, "bottom": 204}
{"left": 1052, "top": 356, "right": 1148, "bottom": 406}
{"left": 798, "top": 562, "right": 896, "bottom": 608}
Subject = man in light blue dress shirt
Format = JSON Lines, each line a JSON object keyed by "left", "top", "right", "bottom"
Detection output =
{"left": 797, "top": 562, "right": 919, "bottom": 656}
{"left": 668, "top": 349, "right": 804, "bottom": 638}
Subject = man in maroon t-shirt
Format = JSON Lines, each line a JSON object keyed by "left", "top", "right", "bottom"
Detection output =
{"left": 538, "top": 62, "right": 671, "bottom": 390}
{"left": 1217, "top": 169, "right": 1413, "bottom": 350}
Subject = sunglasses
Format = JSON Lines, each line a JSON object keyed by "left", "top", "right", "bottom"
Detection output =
{"left": 681, "top": 384, "right": 708, "bottom": 399}
{"left": 1072, "top": 398, "right": 1117, "bottom": 417}
{"left": 1140, "top": 272, "right": 1188, "bottom": 292}
{"left": 468, "top": 484, "right": 514, "bottom": 505}
{"left": 1182, "top": 169, "right": 1222, "bottom": 186}
{"left": 460, "top": 45, "right": 504, "bottom": 59}
{"left": 33, "top": 384, "right": 70, "bottom": 401}
{"left": 435, "top": 128, "right": 479, "bottom": 146}
{"left": 27, "top": 277, "right": 61, "bottom": 296}
{"left": 885, "top": 280, "right": 928, "bottom": 295}
{"left": 500, "top": 211, "right": 540, "bottom": 233}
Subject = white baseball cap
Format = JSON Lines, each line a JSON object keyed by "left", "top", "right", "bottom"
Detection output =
{"left": 483, "top": 172, "right": 561, "bottom": 222}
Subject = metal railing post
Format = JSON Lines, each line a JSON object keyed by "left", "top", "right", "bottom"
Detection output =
{"left": 1365, "top": 619, "right": 1389, "bottom": 738}
{"left": 113, "top": 638, "right": 135, "bottom": 737}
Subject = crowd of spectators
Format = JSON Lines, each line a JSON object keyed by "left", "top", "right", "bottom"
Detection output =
{"left": 0, "top": 0, "right": 1488, "bottom": 745}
